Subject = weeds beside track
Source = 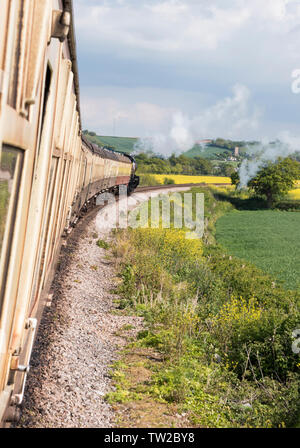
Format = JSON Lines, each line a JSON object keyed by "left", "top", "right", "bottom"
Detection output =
{"left": 106, "top": 186, "right": 300, "bottom": 428}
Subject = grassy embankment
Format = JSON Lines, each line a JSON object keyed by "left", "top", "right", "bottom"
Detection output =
{"left": 104, "top": 186, "right": 300, "bottom": 428}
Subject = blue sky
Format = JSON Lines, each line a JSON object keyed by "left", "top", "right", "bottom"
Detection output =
{"left": 73, "top": 0, "right": 300, "bottom": 151}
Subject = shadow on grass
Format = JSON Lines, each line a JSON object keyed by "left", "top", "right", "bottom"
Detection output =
{"left": 213, "top": 192, "right": 268, "bottom": 210}
{"left": 214, "top": 192, "right": 300, "bottom": 211}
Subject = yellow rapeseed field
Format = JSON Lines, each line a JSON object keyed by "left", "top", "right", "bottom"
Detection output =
{"left": 288, "top": 188, "right": 300, "bottom": 199}
{"left": 151, "top": 174, "right": 300, "bottom": 197}
{"left": 152, "top": 174, "right": 231, "bottom": 184}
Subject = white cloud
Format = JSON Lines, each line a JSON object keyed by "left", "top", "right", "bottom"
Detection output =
{"left": 81, "top": 90, "right": 176, "bottom": 136}
{"left": 74, "top": 0, "right": 300, "bottom": 140}
{"left": 193, "top": 85, "right": 261, "bottom": 137}
{"left": 74, "top": 1, "right": 248, "bottom": 53}
{"left": 74, "top": 0, "right": 300, "bottom": 54}
{"left": 101, "top": 84, "right": 261, "bottom": 154}
{"left": 166, "top": 84, "right": 262, "bottom": 152}
{"left": 81, "top": 83, "right": 260, "bottom": 142}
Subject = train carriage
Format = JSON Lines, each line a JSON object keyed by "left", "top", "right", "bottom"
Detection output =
{"left": 0, "top": 0, "right": 139, "bottom": 425}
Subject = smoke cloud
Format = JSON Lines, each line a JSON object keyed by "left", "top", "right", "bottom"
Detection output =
{"left": 238, "top": 132, "right": 300, "bottom": 187}
{"left": 132, "top": 83, "right": 300, "bottom": 187}
{"left": 133, "top": 84, "right": 261, "bottom": 156}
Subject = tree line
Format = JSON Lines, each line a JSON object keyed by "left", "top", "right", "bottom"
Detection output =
{"left": 135, "top": 153, "right": 236, "bottom": 177}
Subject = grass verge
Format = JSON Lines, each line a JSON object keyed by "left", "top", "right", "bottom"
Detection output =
{"left": 106, "top": 187, "right": 300, "bottom": 428}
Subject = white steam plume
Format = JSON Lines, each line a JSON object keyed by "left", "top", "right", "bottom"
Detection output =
{"left": 238, "top": 131, "right": 300, "bottom": 187}
{"left": 133, "top": 84, "right": 260, "bottom": 156}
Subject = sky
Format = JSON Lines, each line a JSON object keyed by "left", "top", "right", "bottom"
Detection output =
{"left": 73, "top": 0, "right": 300, "bottom": 152}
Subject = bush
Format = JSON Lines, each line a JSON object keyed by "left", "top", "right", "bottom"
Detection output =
{"left": 163, "top": 177, "right": 175, "bottom": 185}
{"left": 139, "top": 174, "right": 161, "bottom": 186}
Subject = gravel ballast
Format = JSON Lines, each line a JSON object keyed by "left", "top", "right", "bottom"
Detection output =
{"left": 17, "top": 187, "right": 190, "bottom": 428}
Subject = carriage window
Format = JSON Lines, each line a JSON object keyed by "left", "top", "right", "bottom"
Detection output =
{"left": 0, "top": 148, "right": 18, "bottom": 253}
{"left": 7, "top": 0, "right": 23, "bottom": 109}
{"left": 39, "top": 156, "right": 59, "bottom": 286}
{"left": 0, "top": 146, "right": 23, "bottom": 308}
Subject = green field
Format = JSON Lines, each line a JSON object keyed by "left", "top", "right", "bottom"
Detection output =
{"left": 84, "top": 132, "right": 240, "bottom": 160}
{"left": 84, "top": 133, "right": 138, "bottom": 154}
{"left": 184, "top": 144, "right": 233, "bottom": 159}
{"left": 108, "top": 187, "right": 300, "bottom": 428}
{"left": 97, "top": 135, "right": 138, "bottom": 153}
{"left": 86, "top": 135, "right": 225, "bottom": 158}
{"left": 216, "top": 210, "right": 300, "bottom": 289}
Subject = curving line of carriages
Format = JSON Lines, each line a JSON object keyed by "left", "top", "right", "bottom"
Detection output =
{"left": 0, "top": 0, "right": 138, "bottom": 425}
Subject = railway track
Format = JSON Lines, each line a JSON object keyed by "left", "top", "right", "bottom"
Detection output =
{"left": 16, "top": 185, "right": 192, "bottom": 427}
{"left": 0, "top": 0, "right": 232, "bottom": 424}
{"left": 0, "top": 2, "right": 139, "bottom": 424}
{"left": 12, "top": 182, "right": 231, "bottom": 427}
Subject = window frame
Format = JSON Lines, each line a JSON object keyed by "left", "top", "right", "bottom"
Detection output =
{"left": 0, "top": 145, "right": 24, "bottom": 313}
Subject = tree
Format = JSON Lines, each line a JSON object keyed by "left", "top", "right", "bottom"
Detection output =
{"left": 193, "top": 157, "right": 213, "bottom": 174}
{"left": 223, "top": 164, "right": 236, "bottom": 177}
{"left": 248, "top": 157, "right": 300, "bottom": 207}
{"left": 230, "top": 170, "right": 240, "bottom": 189}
